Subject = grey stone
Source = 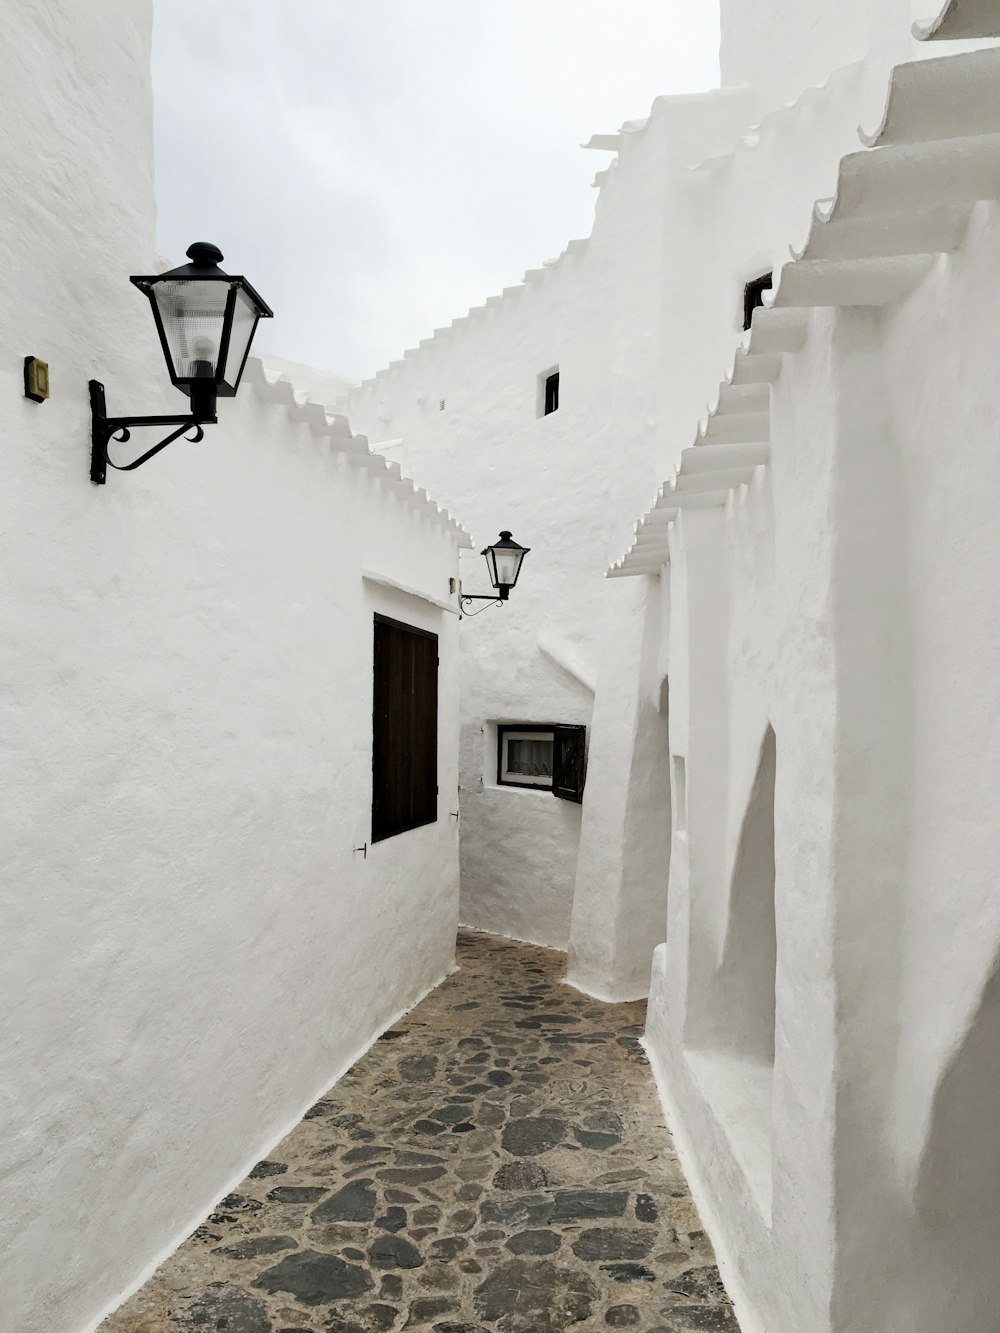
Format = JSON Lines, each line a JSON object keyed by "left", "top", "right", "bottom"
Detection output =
{"left": 663, "top": 1267, "right": 729, "bottom": 1302}
{"left": 343, "top": 1146, "right": 387, "bottom": 1163}
{"left": 586, "top": 1111, "right": 624, "bottom": 1134}
{"left": 184, "top": 1282, "right": 271, "bottom": 1333}
{"left": 473, "top": 1259, "right": 599, "bottom": 1330}
{"left": 266, "top": 1186, "right": 327, "bottom": 1204}
{"left": 432, "top": 1237, "right": 468, "bottom": 1259}
{"left": 211, "top": 1193, "right": 262, "bottom": 1218}
{"left": 404, "top": 1297, "right": 460, "bottom": 1326}
{"left": 429, "top": 1104, "right": 472, "bottom": 1124}
{"left": 574, "top": 1128, "right": 622, "bottom": 1149}
{"left": 248, "top": 1160, "right": 288, "bottom": 1179}
{"left": 606, "top": 1306, "right": 641, "bottom": 1327}
{"left": 500, "top": 1117, "right": 567, "bottom": 1156}
{"left": 551, "top": 1190, "right": 628, "bottom": 1221}
{"left": 369, "top": 1234, "right": 424, "bottom": 1270}
{"left": 212, "top": 1234, "right": 298, "bottom": 1259}
{"left": 602, "top": 1263, "right": 657, "bottom": 1283}
{"left": 479, "top": 1194, "right": 553, "bottom": 1229}
{"left": 376, "top": 1205, "right": 407, "bottom": 1233}
{"left": 656, "top": 1309, "right": 741, "bottom": 1331}
{"left": 492, "top": 1160, "right": 548, "bottom": 1191}
{"left": 573, "top": 1228, "right": 654, "bottom": 1261}
{"left": 253, "top": 1250, "right": 373, "bottom": 1304}
{"left": 377, "top": 1166, "right": 447, "bottom": 1185}
{"left": 399, "top": 1054, "right": 438, "bottom": 1082}
{"left": 311, "top": 1179, "right": 376, "bottom": 1223}
{"left": 505, "top": 1229, "right": 562, "bottom": 1255}
{"left": 635, "top": 1193, "right": 658, "bottom": 1222}
{"left": 366, "top": 1306, "right": 401, "bottom": 1331}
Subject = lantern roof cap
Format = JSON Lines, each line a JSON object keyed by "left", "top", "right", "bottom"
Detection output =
{"left": 159, "top": 241, "right": 228, "bottom": 280}
{"left": 482, "top": 529, "right": 530, "bottom": 555}
{"left": 130, "top": 241, "right": 274, "bottom": 318}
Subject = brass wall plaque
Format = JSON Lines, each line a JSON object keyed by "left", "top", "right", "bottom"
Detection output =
{"left": 24, "top": 356, "right": 49, "bottom": 402}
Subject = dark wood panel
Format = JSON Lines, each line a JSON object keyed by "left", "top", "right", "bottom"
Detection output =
{"left": 372, "top": 615, "right": 439, "bottom": 842}
{"left": 553, "top": 723, "right": 587, "bottom": 803}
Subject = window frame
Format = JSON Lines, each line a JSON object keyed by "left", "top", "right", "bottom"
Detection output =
{"left": 536, "top": 365, "right": 560, "bottom": 418}
{"left": 497, "top": 723, "right": 556, "bottom": 790}
{"left": 371, "top": 613, "right": 439, "bottom": 843}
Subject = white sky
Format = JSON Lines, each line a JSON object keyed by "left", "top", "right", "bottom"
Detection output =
{"left": 152, "top": 1, "right": 720, "bottom": 382}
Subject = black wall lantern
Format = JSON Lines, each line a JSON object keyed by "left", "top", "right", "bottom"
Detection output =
{"left": 460, "top": 531, "right": 530, "bottom": 616}
{"left": 89, "top": 242, "right": 273, "bottom": 484}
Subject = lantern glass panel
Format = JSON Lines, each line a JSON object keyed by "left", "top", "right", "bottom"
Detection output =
{"left": 491, "top": 547, "right": 524, "bottom": 588}
{"left": 152, "top": 279, "right": 231, "bottom": 384}
{"left": 220, "top": 286, "right": 262, "bottom": 392}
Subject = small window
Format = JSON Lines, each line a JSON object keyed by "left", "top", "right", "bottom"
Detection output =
{"left": 536, "top": 367, "right": 560, "bottom": 417}
{"left": 497, "top": 722, "right": 586, "bottom": 801}
{"left": 499, "top": 726, "right": 554, "bottom": 788}
{"left": 743, "top": 272, "right": 773, "bottom": 331}
{"left": 372, "top": 615, "right": 438, "bottom": 842}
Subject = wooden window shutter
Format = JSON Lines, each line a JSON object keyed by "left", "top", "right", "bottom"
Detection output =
{"left": 552, "top": 724, "right": 587, "bottom": 803}
{"left": 372, "top": 615, "right": 439, "bottom": 842}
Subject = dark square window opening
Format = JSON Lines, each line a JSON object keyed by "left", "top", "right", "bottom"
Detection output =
{"left": 497, "top": 722, "right": 587, "bottom": 802}
{"left": 743, "top": 272, "right": 773, "bottom": 332}
{"left": 372, "top": 614, "right": 438, "bottom": 842}
{"left": 498, "top": 724, "right": 555, "bottom": 789}
{"left": 537, "top": 367, "right": 560, "bottom": 417}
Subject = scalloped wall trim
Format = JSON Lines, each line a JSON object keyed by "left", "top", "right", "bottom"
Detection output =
{"left": 244, "top": 358, "right": 472, "bottom": 547}
{"left": 913, "top": 0, "right": 1000, "bottom": 40}
{"left": 609, "top": 44, "right": 998, "bottom": 577}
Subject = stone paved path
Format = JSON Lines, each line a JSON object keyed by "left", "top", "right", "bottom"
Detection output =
{"left": 102, "top": 930, "right": 739, "bottom": 1333}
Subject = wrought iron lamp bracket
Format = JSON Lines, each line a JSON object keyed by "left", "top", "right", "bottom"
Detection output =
{"left": 89, "top": 380, "right": 217, "bottom": 485}
{"left": 459, "top": 589, "right": 506, "bottom": 618}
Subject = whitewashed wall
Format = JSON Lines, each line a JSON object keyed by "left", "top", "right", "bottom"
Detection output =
{"left": 0, "top": 7, "right": 465, "bottom": 1331}
{"left": 340, "top": 0, "right": 945, "bottom": 960}
{"left": 625, "top": 22, "right": 1000, "bottom": 1333}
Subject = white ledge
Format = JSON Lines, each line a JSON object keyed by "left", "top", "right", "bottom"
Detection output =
{"left": 361, "top": 570, "right": 460, "bottom": 615}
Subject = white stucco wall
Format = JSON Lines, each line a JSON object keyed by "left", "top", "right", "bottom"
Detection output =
{"left": 719, "top": 0, "right": 923, "bottom": 106}
{"left": 629, "top": 40, "right": 1000, "bottom": 1332}
{"left": 0, "top": 9, "right": 465, "bottom": 1330}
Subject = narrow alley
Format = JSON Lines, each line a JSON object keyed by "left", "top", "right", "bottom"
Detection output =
{"left": 102, "top": 931, "right": 739, "bottom": 1332}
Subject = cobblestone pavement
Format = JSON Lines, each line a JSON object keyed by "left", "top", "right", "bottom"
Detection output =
{"left": 102, "top": 930, "right": 740, "bottom": 1333}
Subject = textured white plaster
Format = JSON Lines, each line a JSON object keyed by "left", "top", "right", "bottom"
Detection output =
{"left": 623, "top": 5, "right": 1000, "bottom": 1325}
{"left": 0, "top": 8, "right": 466, "bottom": 1330}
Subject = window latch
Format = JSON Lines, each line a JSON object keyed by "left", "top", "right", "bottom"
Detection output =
{"left": 353, "top": 843, "right": 368, "bottom": 860}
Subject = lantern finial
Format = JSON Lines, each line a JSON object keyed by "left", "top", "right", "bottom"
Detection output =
{"left": 186, "top": 241, "right": 224, "bottom": 267}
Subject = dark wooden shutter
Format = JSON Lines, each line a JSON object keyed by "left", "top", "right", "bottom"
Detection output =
{"left": 372, "top": 615, "right": 439, "bottom": 842}
{"left": 552, "top": 724, "right": 587, "bottom": 803}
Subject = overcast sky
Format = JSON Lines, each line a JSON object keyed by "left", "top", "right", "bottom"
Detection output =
{"left": 152, "top": 2, "right": 720, "bottom": 383}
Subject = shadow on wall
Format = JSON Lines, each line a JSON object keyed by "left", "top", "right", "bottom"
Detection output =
{"left": 909, "top": 952, "right": 1000, "bottom": 1329}
{"left": 683, "top": 723, "right": 777, "bottom": 1218}
{"left": 717, "top": 723, "right": 777, "bottom": 1064}
{"left": 661, "top": 676, "right": 674, "bottom": 935}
